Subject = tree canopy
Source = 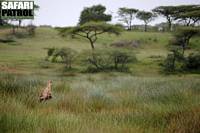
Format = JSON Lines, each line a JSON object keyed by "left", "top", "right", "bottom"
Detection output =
{"left": 153, "top": 5, "right": 200, "bottom": 30}
{"left": 173, "top": 5, "right": 200, "bottom": 26}
{"left": 117, "top": 7, "right": 138, "bottom": 30}
{"left": 60, "top": 22, "right": 122, "bottom": 49}
{"left": 172, "top": 27, "right": 200, "bottom": 54}
{"left": 152, "top": 6, "right": 177, "bottom": 31}
{"left": 79, "top": 5, "right": 112, "bottom": 25}
{"left": 136, "top": 11, "right": 156, "bottom": 32}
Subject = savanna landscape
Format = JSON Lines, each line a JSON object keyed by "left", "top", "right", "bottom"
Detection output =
{"left": 0, "top": 1, "right": 200, "bottom": 133}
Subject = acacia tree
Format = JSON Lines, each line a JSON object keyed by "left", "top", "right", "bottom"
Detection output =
{"left": 117, "top": 7, "right": 138, "bottom": 30}
{"left": 79, "top": 4, "right": 111, "bottom": 25}
{"left": 172, "top": 27, "right": 200, "bottom": 55}
{"left": 152, "top": 6, "right": 176, "bottom": 31}
{"left": 179, "top": 10, "right": 200, "bottom": 26}
{"left": 136, "top": 11, "right": 156, "bottom": 32}
{"left": 173, "top": 5, "right": 200, "bottom": 26}
{"left": 60, "top": 22, "right": 122, "bottom": 50}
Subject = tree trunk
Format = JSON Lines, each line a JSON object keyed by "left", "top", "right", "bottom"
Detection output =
{"left": 144, "top": 23, "right": 147, "bottom": 32}
{"left": 18, "top": 20, "right": 22, "bottom": 27}
{"left": 168, "top": 21, "right": 172, "bottom": 31}
{"left": 88, "top": 38, "right": 95, "bottom": 50}
{"left": 167, "top": 17, "right": 172, "bottom": 31}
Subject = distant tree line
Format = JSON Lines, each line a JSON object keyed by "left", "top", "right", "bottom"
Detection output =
{"left": 58, "top": 4, "right": 200, "bottom": 74}
{"left": 77, "top": 4, "right": 200, "bottom": 32}
{"left": 153, "top": 5, "right": 200, "bottom": 31}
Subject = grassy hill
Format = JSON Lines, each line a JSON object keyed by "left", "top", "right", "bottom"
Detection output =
{"left": 0, "top": 27, "right": 200, "bottom": 133}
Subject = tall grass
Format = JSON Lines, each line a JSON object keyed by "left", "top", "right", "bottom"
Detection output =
{"left": 0, "top": 73, "right": 200, "bottom": 132}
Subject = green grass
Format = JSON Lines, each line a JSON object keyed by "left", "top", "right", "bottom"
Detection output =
{"left": 0, "top": 27, "right": 200, "bottom": 133}
{"left": 0, "top": 28, "right": 172, "bottom": 76}
{"left": 0, "top": 73, "right": 200, "bottom": 133}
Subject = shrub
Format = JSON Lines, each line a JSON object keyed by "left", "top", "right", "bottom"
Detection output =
{"left": 83, "top": 49, "right": 136, "bottom": 72}
{"left": 111, "top": 49, "right": 136, "bottom": 71}
{"left": 47, "top": 48, "right": 56, "bottom": 57}
{"left": 163, "top": 53, "right": 176, "bottom": 72}
{"left": 63, "top": 48, "right": 76, "bottom": 69}
{"left": 185, "top": 53, "right": 200, "bottom": 71}
{"left": 47, "top": 48, "right": 76, "bottom": 69}
{"left": 84, "top": 50, "right": 113, "bottom": 72}
{"left": 162, "top": 47, "right": 185, "bottom": 72}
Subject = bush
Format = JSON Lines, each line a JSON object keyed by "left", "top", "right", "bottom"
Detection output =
{"left": 162, "top": 47, "right": 185, "bottom": 72}
{"left": 47, "top": 47, "right": 56, "bottom": 57}
{"left": 64, "top": 48, "right": 76, "bottom": 69}
{"left": 46, "top": 48, "right": 76, "bottom": 69}
{"left": 185, "top": 53, "right": 200, "bottom": 71}
{"left": 83, "top": 50, "right": 113, "bottom": 72}
{"left": 83, "top": 49, "right": 136, "bottom": 72}
{"left": 163, "top": 53, "right": 176, "bottom": 72}
{"left": 111, "top": 49, "right": 136, "bottom": 71}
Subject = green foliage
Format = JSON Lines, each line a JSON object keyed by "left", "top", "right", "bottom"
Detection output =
{"left": 173, "top": 5, "right": 200, "bottom": 26}
{"left": 79, "top": 4, "right": 111, "bottom": 25}
{"left": 163, "top": 33, "right": 200, "bottom": 72}
{"left": 172, "top": 27, "right": 200, "bottom": 54}
{"left": 83, "top": 49, "right": 136, "bottom": 72}
{"left": 117, "top": 7, "right": 138, "bottom": 30}
{"left": 111, "top": 49, "right": 136, "bottom": 70}
{"left": 60, "top": 22, "right": 122, "bottom": 49}
{"left": 152, "top": 6, "right": 176, "bottom": 30}
{"left": 175, "top": 27, "right": 200, "bottom": 38}
{"left": 70, "top": 22, "right": 122, "bottom": 36}
{"left": 82, "top": 49, "right": 113, "bottom": 72}
{"left": 185, "top": 52, "right": 200, "bottom": 71}
{"left": 136, "top": 11, "right": 156, "bottom": 32}
{"left": 46, "top": 47, "right": 56, "bottom": 58}
{"left": 153, "top": 5, "right": 200, "bottom": 30}
{"left": 46, "top": 48, "right": 76, "bottom": 69}
{"left": 162, "top": 47, "right": 185, "bottom": 72}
